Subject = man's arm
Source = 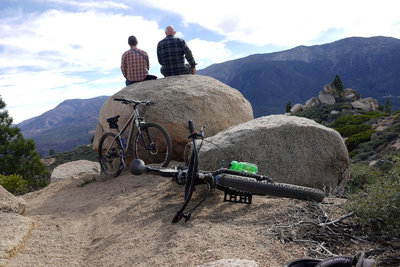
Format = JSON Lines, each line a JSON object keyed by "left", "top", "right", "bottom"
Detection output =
{"left": 144, "top": 51, "right": 150, "bottom": 70}
{"left": 157, "top": 42, "right": 163, "bottom": 66}
{"left": 182, "top": 40, "right": 196, "bottom": 72}
{"left": 121, "top": 54, "right": 127, "bottom": 78}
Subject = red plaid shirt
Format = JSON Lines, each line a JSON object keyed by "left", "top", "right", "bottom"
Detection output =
{"left": 121, "top": 48, "right": 149, "bottom": 82}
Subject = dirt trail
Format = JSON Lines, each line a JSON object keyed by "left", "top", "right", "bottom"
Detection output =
{"left": 8, "top": 169, "right": 323, "bottom": 267}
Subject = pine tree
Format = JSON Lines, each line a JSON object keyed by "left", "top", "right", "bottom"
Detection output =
{"left": 332, "top": 74, "right": 344, "bottom": 93}
{"left": 384, "top": 99, "right": 393, "bottom": 115}
{"left": 285, "top": 101, "right": 292, "bottom": 113}
{"left": 0, "top": 96, "right": 49, "bottom": 191}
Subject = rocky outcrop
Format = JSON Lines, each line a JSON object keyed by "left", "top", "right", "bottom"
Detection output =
{"left": 93, "top": 75, "right": 254, "bottom": 162}
{"left": 185, "top": 115, "right": 350, "bottom": 190}
{"left": 0, "top": 186, "right": 35, "bottom": 267}
{"left": 291, "top": 82, "right": 375, "bottom": 115}
{"left": 51, "top": 160, "right": 100, "bottom": 183}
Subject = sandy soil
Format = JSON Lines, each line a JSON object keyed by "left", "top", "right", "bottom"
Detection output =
{"left": 6, "top": 166, "right": 370, "bottom": 267}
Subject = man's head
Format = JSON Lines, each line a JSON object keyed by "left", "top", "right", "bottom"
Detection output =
{"left": 165, "top": 25, "right": 176, "bottom": 36}
{"left": 128, "top": 35, "right": 138, "bottom": 47}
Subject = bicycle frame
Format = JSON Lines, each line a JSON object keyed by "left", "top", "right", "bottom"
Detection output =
{"left": 105, "top": 103, "right": 146, "bottom": 168}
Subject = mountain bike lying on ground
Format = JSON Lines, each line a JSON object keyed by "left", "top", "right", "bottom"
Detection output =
{"left": 98, "top": 98, "right": 172, "bottom": 177}
{"left": 131, "top": 120, "right": 325, "bottom": 223}
{"left": 283, "top": 251, "right": 376, "bottom": 267}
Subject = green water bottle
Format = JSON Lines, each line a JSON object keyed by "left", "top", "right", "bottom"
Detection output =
{"left": 230, "top": 161, "right": 258, "bottom": 174}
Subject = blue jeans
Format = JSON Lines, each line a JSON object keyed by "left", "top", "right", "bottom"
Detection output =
{"left": 125, "top": 75, "right": 157, "bottom": 86}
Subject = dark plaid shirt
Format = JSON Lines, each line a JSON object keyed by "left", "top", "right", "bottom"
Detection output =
{"left": 157, "top": 35, "right": 196, "bottom": 76}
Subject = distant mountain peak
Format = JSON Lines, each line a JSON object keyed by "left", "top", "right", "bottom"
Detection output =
{"left": 198, "top": 36, "right": 400, "bottom": 117}
{"left": 18, "top": 95, "right": 109, "bottom": 156}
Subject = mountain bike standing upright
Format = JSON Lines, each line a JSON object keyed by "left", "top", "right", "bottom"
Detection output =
{"left": 98, "top": 98, "right": 172, "bottom": 177}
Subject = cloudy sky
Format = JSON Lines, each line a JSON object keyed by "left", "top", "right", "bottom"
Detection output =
{"left": 1, "top": 0, "right": 399, "bottom": 123}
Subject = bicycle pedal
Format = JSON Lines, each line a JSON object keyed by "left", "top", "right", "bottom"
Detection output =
{"left": 223, "top": 189, "right": 252, "bottom": 204}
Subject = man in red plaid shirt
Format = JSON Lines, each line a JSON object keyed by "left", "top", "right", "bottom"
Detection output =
{"left": 121, "top": 36, "right": 156, "bottom": 86}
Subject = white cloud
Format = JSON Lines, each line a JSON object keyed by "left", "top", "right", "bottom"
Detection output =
{"left": 38, "top": 0, "right": 129, "bottom": 10}
{"left": 0, "top": 10, "right": 164, "bottom": 72}
{"left": 139, "top": 0, "right": 400, "bottom": 46}
{"left": 0, "top": 9, "right": 166, "bottom": 122}
{"left": 187, "top": 38, "right": 237, "bottom": 69}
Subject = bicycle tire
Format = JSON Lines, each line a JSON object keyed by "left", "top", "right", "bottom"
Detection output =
{"left": 98, "top": 132, "right": 123, "bottom": 177}
{"left": 217, "top": 174, "right": 325, "bottom": 202}
{"left": 134, "top": 122, "right": 172, "bottom": 168}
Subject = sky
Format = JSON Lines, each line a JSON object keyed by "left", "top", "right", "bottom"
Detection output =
{"left": 1, "top": 0, "right": 400, "bottom": 124}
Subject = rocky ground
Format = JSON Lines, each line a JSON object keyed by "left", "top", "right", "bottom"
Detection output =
{"left": 2, "top": 162, "right": 398, "bottom": 266}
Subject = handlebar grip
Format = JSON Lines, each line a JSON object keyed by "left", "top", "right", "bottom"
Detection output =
{"left": 188, "top": 120, "right": 194, "bottom": 134}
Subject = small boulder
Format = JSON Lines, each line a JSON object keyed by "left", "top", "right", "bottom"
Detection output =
{"left": 290, "top": 104, "right": 303, "bottom": 114}
{"left": 0, "top": 185, "right": 26, "bottom": 215}
{"left": 322, "top": 83, "right": 338, "bottom": 96}
{"left": 305, "top": 97, "right": 320, "bottom": 108}
{"left": 197, "top": 259, "right": 258, "bottom": 267}
{"left": 186, "top": 115, "right": 349, "bottom": 190}
{"left": 319, "top": 91, "right": 336, "bottom": 105}
{"left": 351, "top": 97, "right": 378, "bottom": 112}
{"left": 343, "top": 88, "right": 361, "bottom": 102}
{"left": 51, "top": 160, "right": 100, "bottom": 183}
{"left": 93, "top": 75, "right": 254, "bottom": 162}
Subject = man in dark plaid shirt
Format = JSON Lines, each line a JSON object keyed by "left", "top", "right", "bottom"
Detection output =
{"left": 157, "top": 26, "right": 197, "bottom": 77}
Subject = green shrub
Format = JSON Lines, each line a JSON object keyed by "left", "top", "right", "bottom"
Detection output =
{"left": 332, "top": 111, "right": 386, "bottom": 128}
{"left": 0, "top": 174, "right": 28, "bottom": 195}
{"left": 345, "top": 161, "right": 400, "bottom": 237}
{"left": 335, "top": 124, "right": 372, "bottom": 137}
{"left": 345, "top": 130, "right": 374, "bottom": 151}
{"left": 345, "top": 172, "right": 400, "bottom": 237}
{"left": 347, "top": 162, "right": 382, "bottom": 193}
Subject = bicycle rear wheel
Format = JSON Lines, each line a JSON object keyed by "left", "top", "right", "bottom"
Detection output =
{"left": 134, "top": 122, "right": 172, "bottom": 167}
{"left": 217, "top": 174, "right": 325, "bottom": 202}
{"left": 98, "top": 132, "right": 123, "bottom": 177}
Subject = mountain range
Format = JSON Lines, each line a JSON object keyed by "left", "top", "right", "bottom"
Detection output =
{"left": 18, "top": 36, "right": 400, "bottom": 155}
{"left": 198, "top": 36, "right": 400, "bottom": 117}
{"left": 18, "top": 96, "right": 108, "bottom": 156}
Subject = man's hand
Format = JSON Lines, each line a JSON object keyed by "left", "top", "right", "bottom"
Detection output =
{"left": 192, "top": 67, "right": 197, "bottom": 75}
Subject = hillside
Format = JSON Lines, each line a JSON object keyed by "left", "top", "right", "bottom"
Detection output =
{"left": 198, "top": 36, "right": 400, "bottom": 117}
{"left": 6, "top": 170, "right": 396, "bottom": 266}
{"left": 18, "top": 96, "right": 108, "bottom": 156}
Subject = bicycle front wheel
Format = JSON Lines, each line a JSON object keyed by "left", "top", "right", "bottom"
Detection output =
{"left": 134, "top": 122, "right": 172, "bottom": 167}
{"left": 217, "top": 174, "right": 325, "bottom": 202}
{"left": 98, "top": 132, "right": 123, "bottom": 177}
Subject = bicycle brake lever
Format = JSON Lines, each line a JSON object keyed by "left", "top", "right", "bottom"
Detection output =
{"left": 199, "top": 126, "right": 205, "bottom": 138}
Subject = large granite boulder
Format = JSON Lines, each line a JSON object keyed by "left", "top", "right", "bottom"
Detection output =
{"left": 185, "top": 115, "right": 349, "bottom": 190}
{"left": 93, "top": 75, "right": 254, "bottom": 162}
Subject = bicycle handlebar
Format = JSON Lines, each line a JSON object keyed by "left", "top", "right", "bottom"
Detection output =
{"left": 113, "top": 98, "right": 155, "bottom": 106}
